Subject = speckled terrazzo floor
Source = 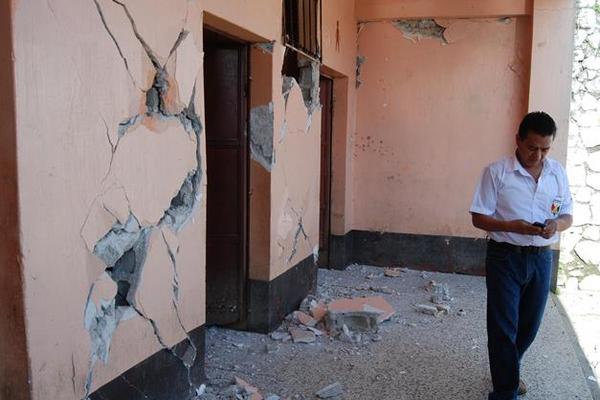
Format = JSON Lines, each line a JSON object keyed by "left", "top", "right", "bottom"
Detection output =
{"left": 201, "top": 265, "right": 594, "bottom": 400}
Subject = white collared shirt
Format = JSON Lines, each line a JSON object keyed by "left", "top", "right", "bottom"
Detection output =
{"left": 470, "top": 155, "right": 573, "bottom": 246}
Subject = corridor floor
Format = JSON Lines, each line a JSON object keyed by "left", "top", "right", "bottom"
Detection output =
{"left": 200, "top": 265, "right": 594, "bottom": 400}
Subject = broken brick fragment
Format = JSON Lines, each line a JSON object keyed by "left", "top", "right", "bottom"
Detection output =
{"left": 327, "top": 296, "right": 395, "bottom": 323}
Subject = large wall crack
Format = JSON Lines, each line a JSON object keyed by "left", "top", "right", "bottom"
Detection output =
{"left": 84, "top": 2, "right": 204, "bottom": 397}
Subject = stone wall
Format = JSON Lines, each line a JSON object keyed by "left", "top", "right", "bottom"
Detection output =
{"left": 559, "top": 0, "right": 600, "bottom": 291}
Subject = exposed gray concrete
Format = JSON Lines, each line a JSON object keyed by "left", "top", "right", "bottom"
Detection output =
{"left": 202, "top": 265, "right": 593, "bottom": 400}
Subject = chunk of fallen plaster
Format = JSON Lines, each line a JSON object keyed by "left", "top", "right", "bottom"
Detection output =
{"left": 299, "top": 295, "right": 318, "bottom": 312}
{"left": 435, "top": 304, "right": 451, "bottom": 315}
{"left": 289, "top": 327, "right": 316, "bottom": 344}
{"left": 415, "top": 304, "right": 442, "bottom": 317}
{"left": 426, "top": 280, "right": 452, "bottom": 304}
{"left": 293, "top": 311, "right": 317, "bottom": 327}
{"left": 270, "top": 331, "right": 292, "bottom": 342}
{"left": 328, "top": 296, "right": 395, "bottom": 323}
{"left": 234, "top": 377, "right": 263, "bottom": 400}
{"left": 310, "top": 302, "right": 328, "bottom": 322}
{"left": 384, "top": 267, "right": 402, "bottom": 277}
{"left": 327, "top": 310, "right": 380, "bottom": 334}
{"left": 316, "top": 382, "right": 343, "bottom": 399}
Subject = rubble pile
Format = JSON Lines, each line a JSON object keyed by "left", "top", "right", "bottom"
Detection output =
{"left": 195, "top": 377, "right": 284, "bottom": 400}
{"left": 414, "top": 280, "right": 453, "bottom": 317}
{"left": 270, "top": 294, "right": 396, "bottom": 345}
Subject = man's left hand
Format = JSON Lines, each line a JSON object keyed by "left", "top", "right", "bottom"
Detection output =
{"left": 541, "top": 219, "right": 558, "bottom": 239}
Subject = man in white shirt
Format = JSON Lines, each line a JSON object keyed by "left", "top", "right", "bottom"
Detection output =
{"left": 470, "top": 111, "right": 573, "bottom": 400}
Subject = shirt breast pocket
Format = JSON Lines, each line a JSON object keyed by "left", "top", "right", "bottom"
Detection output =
{"left": 538, "top": 176, "right": 562, "bottom": 218}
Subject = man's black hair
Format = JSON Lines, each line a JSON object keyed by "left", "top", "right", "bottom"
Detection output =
{"left": 518, "top": 111, "right": 557, "bottom": 139}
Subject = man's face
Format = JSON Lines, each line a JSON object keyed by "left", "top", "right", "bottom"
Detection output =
{"left": 515, "top": 131, "right": 553, "bottom": 169}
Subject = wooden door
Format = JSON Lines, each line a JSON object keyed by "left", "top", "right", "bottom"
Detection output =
{"left": 318, "top": 76, "right": 333, "bottom": 267}
{"left": 204, "top": 29, "right": 248, "bottom": 326}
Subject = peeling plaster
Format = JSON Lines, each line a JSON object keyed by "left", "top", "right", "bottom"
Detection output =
{"left": 253, "top": 41, "right": 275, "bottom": 54}
{"left": 82, "top": 0, "right": 204, "bottom": 396}
{"left": 356, "top": 55, "right": 366, "bottom": 88}
{"left": 249, "top": 102, "right": 274, "bottom": 171}
{"left": 391, "top": 19, "right": 448, "bottom": 44}
{"left": 297, "top": 59, "right": 321, "bottom": 115}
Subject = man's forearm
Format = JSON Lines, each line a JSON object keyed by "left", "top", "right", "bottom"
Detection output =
{"left": 553, "top": 214, "right": 573, "bottom": 232}
{"left": 472, "top": 213, "right": 510, "bottom": 232}
{"left": 471, "top": 213, "right": 543, "bottom": 236}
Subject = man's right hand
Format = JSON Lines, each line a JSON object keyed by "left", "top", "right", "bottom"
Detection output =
{"left": 508, "top": 219, "right": 544, "bottom": 236}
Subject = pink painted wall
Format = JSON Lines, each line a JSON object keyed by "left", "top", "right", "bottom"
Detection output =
{"left": 322, "top": 0, "right": 358, "bottom": 235}
{"left": 354, "top": 18, "right": 532, "bottom": 238}
{"left": 12, "top": 0, "right": 206, "bottom": 397}
{"left": 7, "top": 0, "right": 358, "bottom": 396}
{"left": 528, "top": 0, "right": 576, "bottom": 165}
{"left": 355, "top": 0, "right": 531, "bottom": 21}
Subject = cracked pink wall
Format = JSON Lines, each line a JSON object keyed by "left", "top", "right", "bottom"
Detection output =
{"left": 8, "top": 0, "right": 358, "bottom": 397}
{"left": 355, "top": 17, "right": 532, "bottom": 238}
{"left": 12, "top": 0, "right": 206, "bottom": 398}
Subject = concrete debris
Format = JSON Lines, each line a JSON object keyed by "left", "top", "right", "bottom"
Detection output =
{"left": 306, "top": 326, "right": 324, "bottom": 336}
{"left": 435, "top": 304, "right": 451, "bottom": 315}
{"left": 357, "top": 284, "right": 395, "bottom": 294}
{"left": 196, "top": 384, "right": 206, "bottom": 396}
{"left": 193, "top": 377, "right": 274, "bottom": 400}
{"left": 384, "top": 267, "right": 403, "bottom": 277}
{"left": 235, "top": 377, "right": 261, "bottom": 395}
{"left": 415, "top": 304, "right": 443, "bottom": 317}
{"left": 310, "top": 302, "right": 328, "bottom": 322}
{"left": 426, "top": 280, "right": 452, "bottom": 304}
{"left": 457, "top": 309, "right": 466, "bottom": 317}
{"left": 315, "top": 382, "right": 343, "bottom": 399}
{"left": 328, "top": 297, "right": 395, "bottom": 323}
{"left": 415, "top": 303, "right": 450, "bottom": 317}
{"left": 292, "top": 311, "right": 317, "bottom": 327}
{"left": 270, "top": 331, "right": 292, "bottom": 342}
{"left": 299, "top": 295, "right": 318, "bottom": 313}
{"left": 289, "top": 327, "right": 316, "bottom": 344}
{"left": 327, "top": 311, "right": 380, "bottom": 335}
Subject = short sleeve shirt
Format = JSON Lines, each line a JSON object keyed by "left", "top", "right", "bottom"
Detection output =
{"left": 470, "top": 156, "right": 573, "bottom": 246}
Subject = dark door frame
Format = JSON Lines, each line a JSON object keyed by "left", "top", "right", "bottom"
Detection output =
{"left": 318, "top": 74, "right": 334, "bottom": 267}
{"left": 204, "top": 26, "right": 251, "bottom": 328}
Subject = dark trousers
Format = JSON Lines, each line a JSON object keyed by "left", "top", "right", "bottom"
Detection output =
{"left": 485, "top": 241, "right": 552, "bottom": 400}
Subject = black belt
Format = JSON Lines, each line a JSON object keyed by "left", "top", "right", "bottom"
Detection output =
{"left": 488, "top": 240, "right": 550, "bottom": 255}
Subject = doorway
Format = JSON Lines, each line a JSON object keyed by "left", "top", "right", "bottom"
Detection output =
{"left": 204, "top": 28, "right": 249, "bottom": 326}
{"left": 318, "top": 76, "right": 333, "bottom": 267}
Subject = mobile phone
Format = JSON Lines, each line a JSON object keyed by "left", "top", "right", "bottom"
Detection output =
{"left": 533, "top": 222, "right": 546, "bottom": 229}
